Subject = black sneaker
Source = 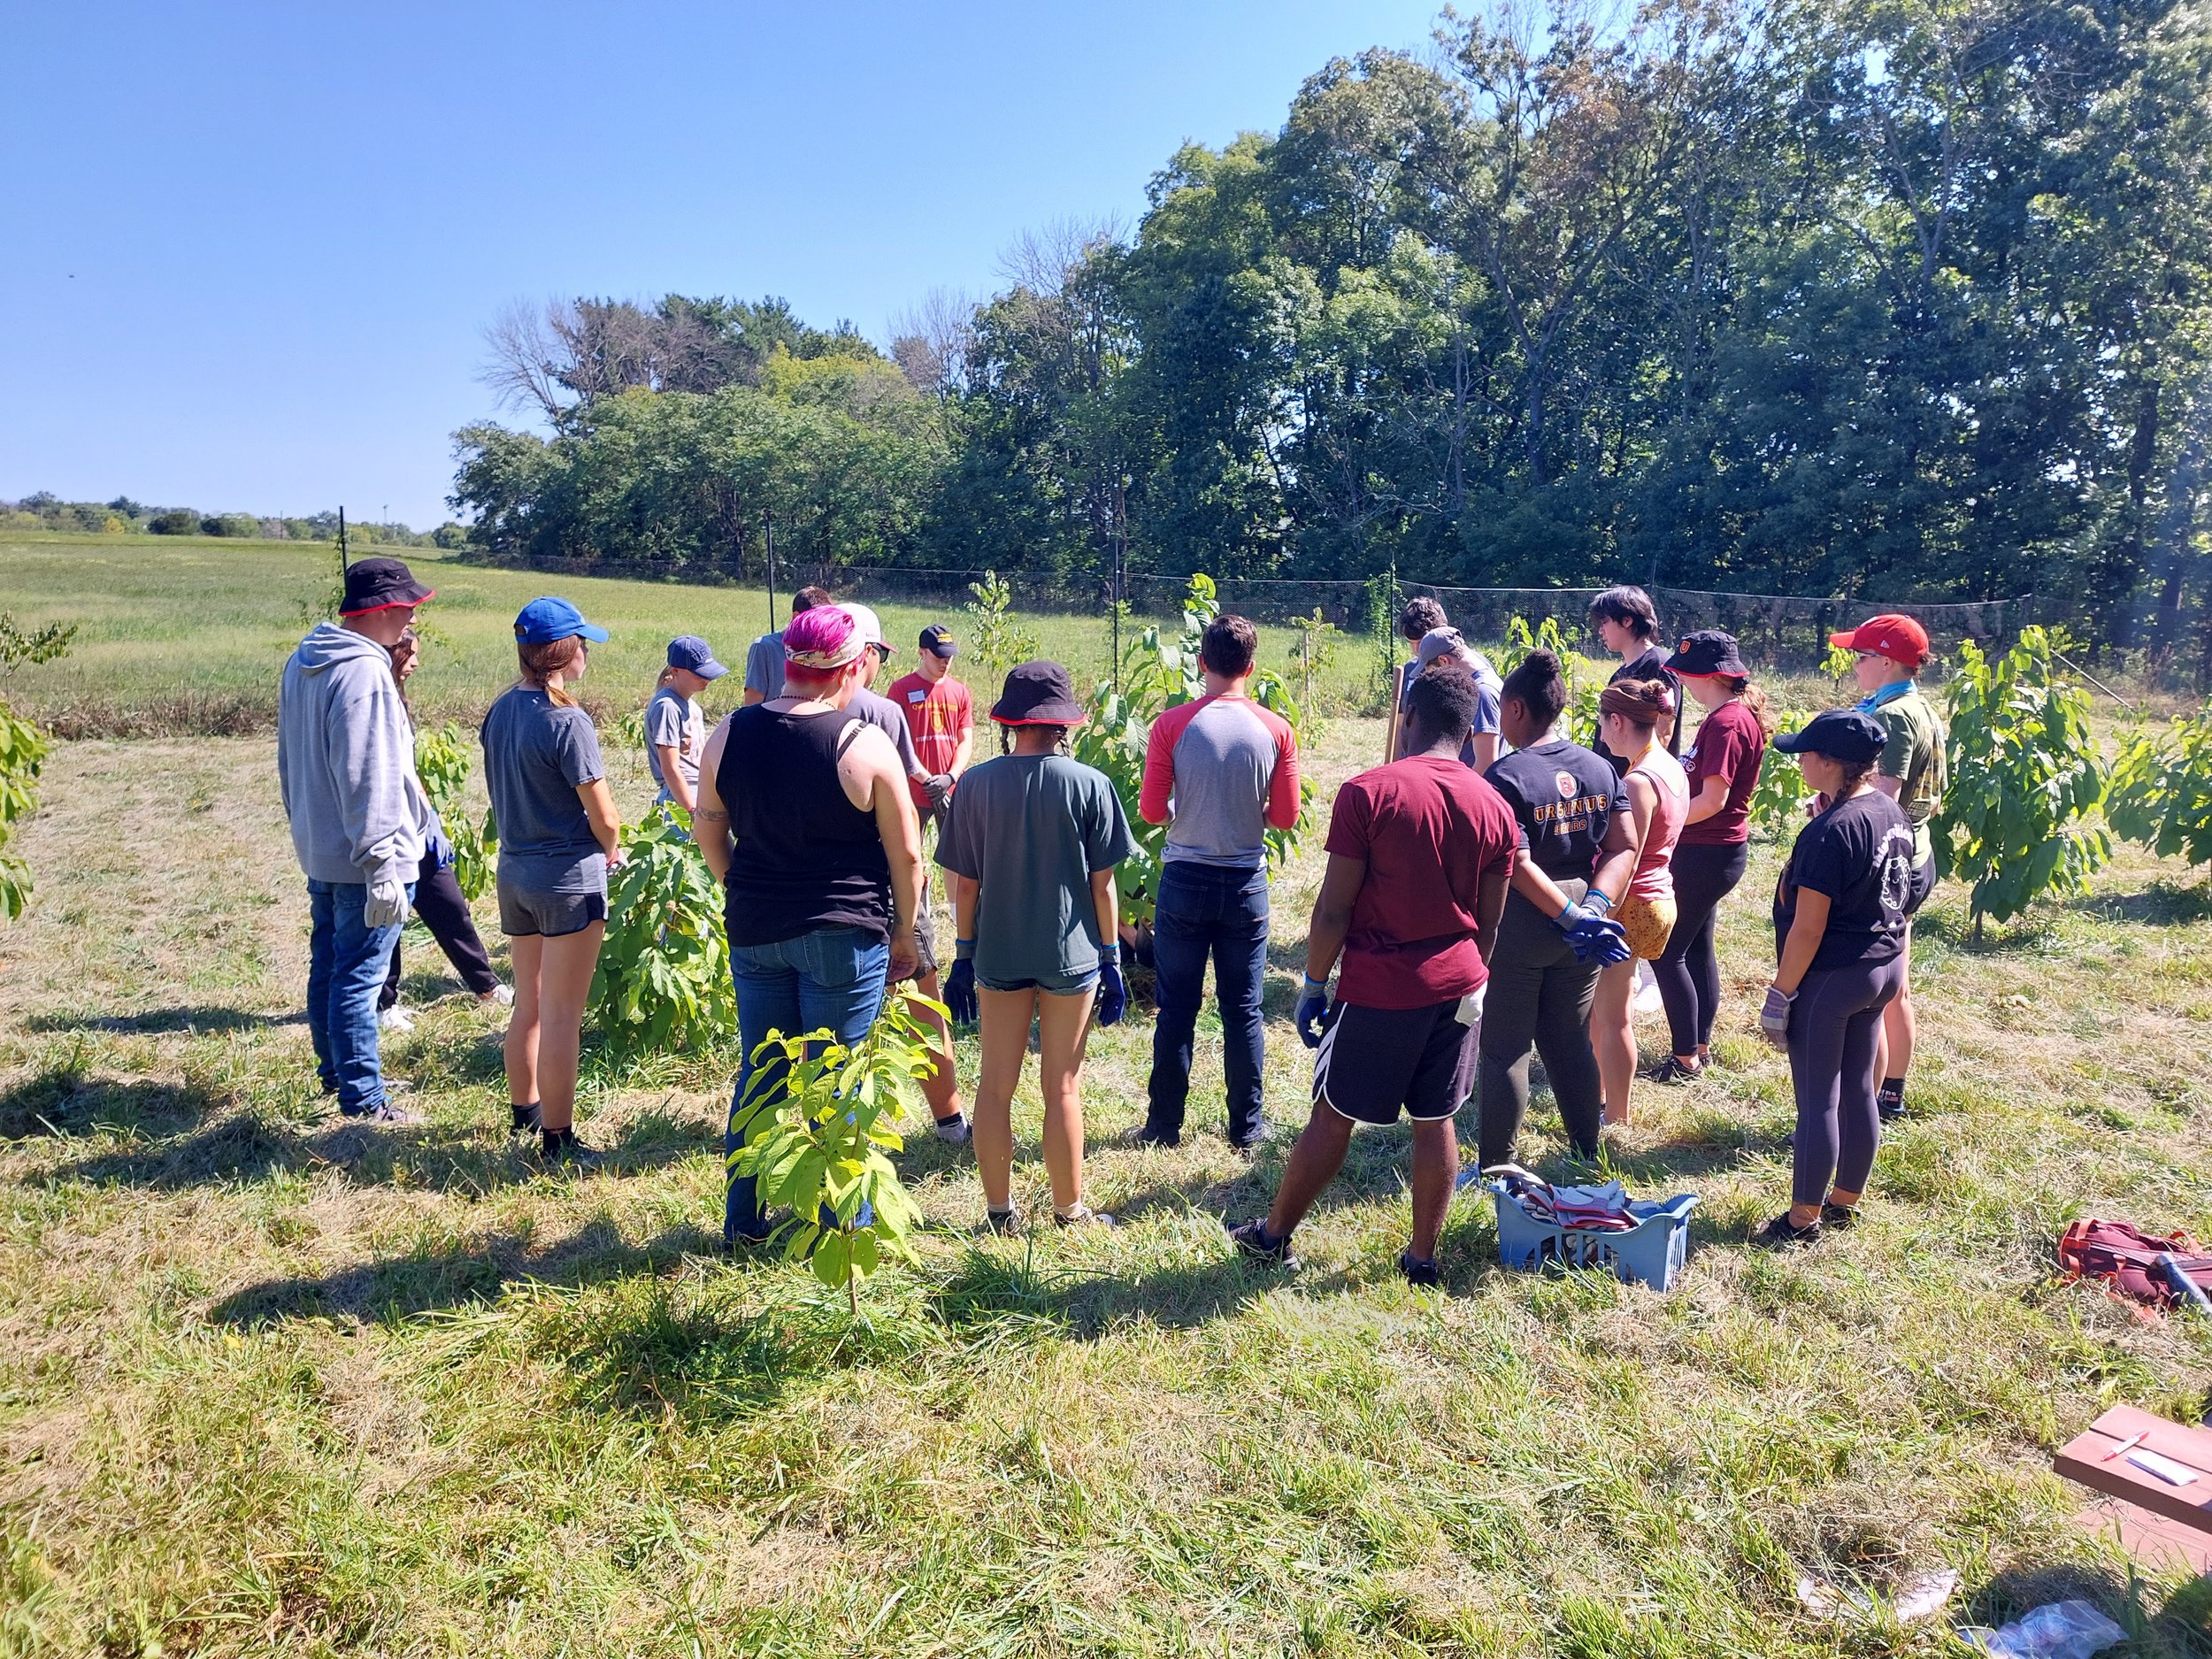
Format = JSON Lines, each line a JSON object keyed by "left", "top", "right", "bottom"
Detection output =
{"left": 1820, "top": 1202, "right": 1858, "bottom": 1231}
{"left": 1399, "top": 1251, "right": 1442, "bottom": 1288}
{"left": 1052, "top": 1203, "right": 1116, "bottom": 1229}
{"left": 1133, "top": 1124, "right": 1180, "bottom": 1149}
{"left": 985, "top": 1208, "right": 1019, "bottom": 1236}
{"left": 511, "top": 1101, "right": 542, "bottom": 1135}
{"left": 1227, "top": 1126, "right": 1267, "bottom": 1154}
{"left": 538, "top": 1127, "right": 602, "bottom": 1170}
{"left": 1750, "top": 1211, "right": 1821, "bottom": 1249}
{"left": 1225, "top": 1218, "right": 1300, "bottom": 1271}
{"left": 1646, "top": 1057, "right": 1702, "bottom": 1086}
{"left": 1877, "top": 1090, "right": 1907, "bottom": 1123}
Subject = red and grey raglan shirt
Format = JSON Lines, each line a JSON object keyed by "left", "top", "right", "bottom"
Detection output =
{"left": 1140, "top": 694, "right": 1302, "bottom": 868}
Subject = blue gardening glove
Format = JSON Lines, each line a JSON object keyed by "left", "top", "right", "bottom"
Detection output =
{"left": 1294, "top": 976, "right": 1330, "bottom": 1048}
{"left": 1094, "top": 952, "right": 1126, "bottom": 1027}
{"left": 1758, "top": 983, "right": 1794, "bottom": 1048}
{"left": 945, "top": 958, "right": 978, "bottom": 1025}
{"left": 1554, "top": 902, "right": 1632, "bottom": 964}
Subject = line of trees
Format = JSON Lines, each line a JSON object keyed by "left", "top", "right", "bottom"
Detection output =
{"left": 449, "top": 0, "right": 2212, "bottom": 674}
{"left": 1, "top": 495, "right": 458, "bottom": 547}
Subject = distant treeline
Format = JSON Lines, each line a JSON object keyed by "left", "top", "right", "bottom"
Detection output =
{"left": 472, "top": 2, "right": 2204, "bottom": 676}
{"left": 0, "top": 495, "right": 461, "bottom": 548}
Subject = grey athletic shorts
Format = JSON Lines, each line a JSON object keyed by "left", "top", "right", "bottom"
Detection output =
{"left": 497, "top": 881, "right": 608, "bottom": 939}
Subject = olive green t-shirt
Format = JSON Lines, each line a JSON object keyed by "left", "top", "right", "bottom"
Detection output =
{"left": 1875, "top": 686, "right": 1947, "bottom": 866}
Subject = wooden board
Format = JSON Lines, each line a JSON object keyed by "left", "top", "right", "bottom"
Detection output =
{"left": 2054, "top": 1406, "right": 2212, "bottom": 1536}
{"left": 2072, "top": 1496, "right": 2212, "bottom": 1577}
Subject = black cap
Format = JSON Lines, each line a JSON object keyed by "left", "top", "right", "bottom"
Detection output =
{"left": 920, "top": 623, "right": 957, "bottom": 659}
{"left": 339, "top": 557, "right": 434, "bottom": 616}
{"left": 1663, "top": 629, "right": 1747, "bottom": 679}
{"left": 989, "top": 659, "right": 1087, "bottom": 726}
{"left": 1773, "top": 709, "right": 1886, "bottom": 764}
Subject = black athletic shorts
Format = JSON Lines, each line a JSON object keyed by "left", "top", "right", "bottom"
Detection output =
{"left": 1311, "top": 994, "right": 1483, "bottom": 1125}
{"left": 1904, "top": 856, "right": 1937, "bottom": 918}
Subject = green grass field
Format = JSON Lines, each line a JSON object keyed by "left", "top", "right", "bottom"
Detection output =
{"left": 2, "top": 538, "right": 2211, "bottom": 1655}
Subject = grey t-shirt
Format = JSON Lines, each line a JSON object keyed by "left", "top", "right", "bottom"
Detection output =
{"left": 743, "top": 632, "right": 784, "bottom": 699}
{"left": 936, "top": 753, "right": 1134, "bottom": 987}
{"left": 851, "top": 687, "right": 922, "bottom": 776}
{"left": 644, "top": 686, "right": 703, "bottom": 798}
{"left": 481, "top": 685, "right": 606, "bottom": 894}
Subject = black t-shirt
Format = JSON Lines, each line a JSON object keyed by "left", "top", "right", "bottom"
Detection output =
{"left": 1772, "top": 790, "right": 1917, "bottom": 971}
{"left": 1485, "top": 740, "right": 1627, "bottom": 883}
{"left": 1595, "top": 647, "right": 1683, "bottom": 769}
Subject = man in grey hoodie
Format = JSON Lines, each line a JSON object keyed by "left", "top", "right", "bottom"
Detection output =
{"left": 278, "top": 557, "right": 437, "bottom": 1123}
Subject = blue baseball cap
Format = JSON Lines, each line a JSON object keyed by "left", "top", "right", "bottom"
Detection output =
{"left": 513, "top": 595, "right": 608, "bottom": 645}
{"left": 666, "top": 634, "right": 728, "bottom": 679}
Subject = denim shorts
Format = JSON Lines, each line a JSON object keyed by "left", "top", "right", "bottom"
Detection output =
{"left": 978, "top": 964, "right": 1098, "bottom": 997}
{"left": 497, "top": 881, "right": 608, "bottom": 938}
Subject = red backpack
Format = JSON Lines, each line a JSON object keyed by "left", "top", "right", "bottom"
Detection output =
{"left": 2058, "top": 1219, "right": 2212, "bottom": 1314}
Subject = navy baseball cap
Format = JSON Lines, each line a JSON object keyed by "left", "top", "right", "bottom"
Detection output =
{"left": 920, "top": 623, "right": 957, "bottom": 658}
{"left": 1773, "top": 709, "right": 1886, "bottom": 763}
{"left": 513, "top": 595, "right": 609, "bottom": 645}
{"left": 666, "top": 634, "right": 728, "bottom": 678}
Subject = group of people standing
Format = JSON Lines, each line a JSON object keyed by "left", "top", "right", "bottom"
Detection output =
{"left": 276, "top": 560, "right": 1948, "bottom": 1273}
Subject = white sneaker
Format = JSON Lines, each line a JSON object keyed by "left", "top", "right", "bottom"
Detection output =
{"left": 479, "top": 984, "right": 515, "bottom": 1008}
{"left": 378, "top": 1006, "right": 417, "bottom": 1033}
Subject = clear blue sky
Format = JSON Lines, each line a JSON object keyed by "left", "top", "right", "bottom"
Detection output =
{"left": 2, "top": 0, "right": 1444, "bottom": 528}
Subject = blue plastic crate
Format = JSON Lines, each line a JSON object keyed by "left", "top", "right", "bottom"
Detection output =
{"left": 1484, "top": 1183, "right": 1699, "bottom": 1291}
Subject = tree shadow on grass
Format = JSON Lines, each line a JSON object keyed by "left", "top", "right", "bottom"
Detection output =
{"left": 929, "top": 1240, "right": 1280, "bottom": 1339}
{"left": 2062, "top": 879, "right": 2212, "bottom": 928}
{"left": 0, "top": 1069, "right": 222, "bottom": 1141}
{"left": 209, "top": 1217, "right": 726, "bottom": 1328}
{"left": 35, "top": 1103, "right": 713, "bottom": 1197}
{"left": 23, "top": 1006, "right": 303, "bottom": 1036}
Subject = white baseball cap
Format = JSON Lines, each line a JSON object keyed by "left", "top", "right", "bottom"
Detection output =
{"left": 840, "top": 602, "right": 893, "bottom": 657}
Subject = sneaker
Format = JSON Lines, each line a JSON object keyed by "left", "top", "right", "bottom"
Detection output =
{"left": 985, "top": 1208, "right": 1019, "bottom": 1237}
{"left": 1053, "top": 1203, "right": 1116, "bottom": 1229}
{"left": 932, "top": 1113, "right": 972, "bottom": 1145}
{"left": 377, "top": 1006, "right": 416, "bottom": 1033}
{"left": 1399, "top": 1250, "right": 1442, "bottom": 1288}
{"left": 1750, "top": 1211, "right": 1822, "bottom": 1249}
{"left": 1820, "top": 1202, "right": 1858, "bottom": 1231}
{"left": 511, "top": 1101, "right": 543, "bottom": 1135}
{"left": 1646, "top": 1056, "right": 1701, "bottom": 1086}
{"left": 538, "top": 1127, "right": 602, "bottom": 1170}
{"left": 1225, "top": 1217, "right": 1300, "bottom": 1271}
{"left": 1133, "top": 1124, "right": 1180, "bottom": 1149}
{"left": 1877, "top": 1091, "right": 1907, "bottom": 1123}
{"left": 479, "top": 984, "right": 516, "bottom": 1009}
{"left": 1227, "top": 1126, "right": 1267, "bottom": 1154}
{"left": 342, "top": 1100, "right": 423, "bottom": 1126}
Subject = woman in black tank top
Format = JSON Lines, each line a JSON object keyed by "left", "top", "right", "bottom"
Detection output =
{"left": 694, "top": 604, "right": 923, "bottom": 1247}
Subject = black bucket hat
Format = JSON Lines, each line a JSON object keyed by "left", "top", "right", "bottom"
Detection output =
{"left": 990, "top": 659, "right": 1087, "bottom": 726}
{"left": 339, "top": 556, "right": 434, "bottom": 616}
{"left": 1663, "top": 629, "right": 1747, "bottom": 679}
{"left": 1773, "top": 709, "right": 1886, "bottom": 764}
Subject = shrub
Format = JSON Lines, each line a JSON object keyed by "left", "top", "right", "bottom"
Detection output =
{"left": 148, "top": 510, "right": 201, "bottom": 535}
{"left": 2107, "top": 703, "right": 2212, "bottom": 881}
{"left": 412, "top": 723, "right": 496, "bottom": 900}
{"left": 588, "top": 807, "right": 736, "bottom": 1056}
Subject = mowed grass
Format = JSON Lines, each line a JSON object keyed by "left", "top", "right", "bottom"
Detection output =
{"left": 0, "top": 533, "right": 1383, "bottom": 738}
{"left": 3, "top": 534, "right": 2211, "bottom": 1654}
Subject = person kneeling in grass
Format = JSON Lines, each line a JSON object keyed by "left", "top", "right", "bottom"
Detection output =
{"left": 1753, "top": 710, "right": 1917, "bottom": 1248}
{"left": 1228, "top": 664, "right": 1517, "bottom": 1286}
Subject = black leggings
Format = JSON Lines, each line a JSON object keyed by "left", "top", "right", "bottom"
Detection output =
{"left": 1476, "top": 894, "right": 1603, "bottom": 1166}
{"left": 381, "top": 856, "right": 499, "bottom": 1010}
{"left": 1652, "top": 840, "right": 1748, "bottom": 1056}
{"left": 1787, "top": 954, "right": 1906, "bottom": 1206}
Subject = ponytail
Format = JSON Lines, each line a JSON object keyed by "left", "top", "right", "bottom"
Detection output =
{"left": 518, "top": 638, "right": 583, "bottom": 708}
{"left": 1732, "top": 678, "right": 1777, "bottom": 741}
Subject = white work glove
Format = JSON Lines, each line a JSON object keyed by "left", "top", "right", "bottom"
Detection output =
{"left": 364, "top": 876, "right": 409, "bottom": 929}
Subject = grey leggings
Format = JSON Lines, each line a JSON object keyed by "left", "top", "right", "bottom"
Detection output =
{"left": 1787, "top": 954, "right": 1907, "bottom": 1206}
{"left": 1477, "top": 892, "right": 1603, "bottom": 1166}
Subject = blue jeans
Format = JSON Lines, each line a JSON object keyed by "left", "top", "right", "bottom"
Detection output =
{"left": 1145, "top": 861, "right": 1270, "bottom": 1145}
{"left": 306, "top": 879, "right": 411, "bottom": 1116}
{"left": 725, "top": 925, "right": 889, "bottom": 1243}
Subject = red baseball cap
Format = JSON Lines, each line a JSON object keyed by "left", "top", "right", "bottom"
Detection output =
{"left": 1828, "top": 613, "right": 1929, "bottom": 666}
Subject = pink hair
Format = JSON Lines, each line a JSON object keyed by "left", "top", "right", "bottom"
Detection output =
{"left": 784, "top": 603, "right": 856, "bottom": 661}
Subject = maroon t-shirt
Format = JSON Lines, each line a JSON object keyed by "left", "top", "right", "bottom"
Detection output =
{"left": 1323, "top": 756, "right": 1518, "bottom": 1010}
{"left": 1678, "top": 698, "right": 1767, "bottom": 846}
